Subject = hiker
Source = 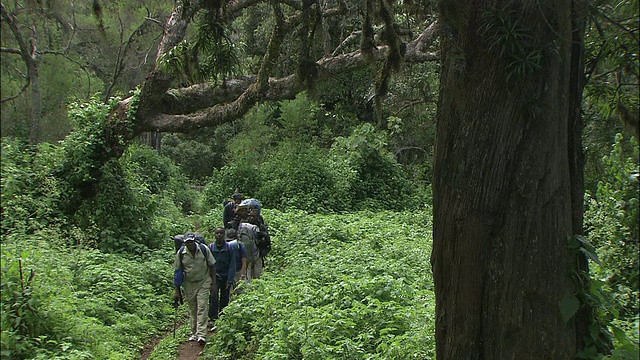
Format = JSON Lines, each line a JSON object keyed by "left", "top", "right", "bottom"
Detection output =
{"left": 229, "top": 199, "right": 271, "bottom": 277}
{"left": 223, "top": 191, "right": 243, "bottom": 228}
{"left": 227, "top": 203, "right": 247, "bottom": 231}
{"left": 173, "top": 232, "right": 217, "bottom": 345}
{"left": 225, "top": 228, "right": 247, "bottom": 284}
{"left": 225, "top": 228, "right": 247, "bottom": 298}
{"left": 208, "top": 227, "right": 236, "bottom": 329}
{"left": 234, "top": 212, "right": 261, "bottom": 280}
{"left": 242, "top": 198, "right": 271, "bottom": 266}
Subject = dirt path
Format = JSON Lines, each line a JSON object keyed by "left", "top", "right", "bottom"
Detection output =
{"left": 176, "top": 340, "right": 206, "bottom": 360}
{"left": 140, "top": 324, "right": 214, "bottom": 360}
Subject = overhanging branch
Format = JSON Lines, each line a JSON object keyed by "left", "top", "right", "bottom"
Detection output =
{"left": 134, "top": 22, "right": 439, "bottom": 133}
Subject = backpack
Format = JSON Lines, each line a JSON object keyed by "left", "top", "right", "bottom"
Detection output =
{"left": 173, "top": 242, "right": 210, "bottom": 287}
{"left": 172, "top": 232, "right": 207, "bottom": 252}
{"left": 256, "top": 224, "right": 271, "bottom": 258}
{"left": 239, "top": 198, "right": 261, "bottom": 214}
{"left": 237, "top": 222, "right": 260, "bottom": 262}
{"left": 227, "top": 240, "right": 245, "bottom": 272}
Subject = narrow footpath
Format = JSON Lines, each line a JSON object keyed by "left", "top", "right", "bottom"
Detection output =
{"left": 141, "top": 325, "right": 215, "bottom": 360}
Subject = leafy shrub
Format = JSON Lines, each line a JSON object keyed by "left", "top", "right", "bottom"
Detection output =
{"left": 161, "top": 129, "right": 229, "bottom": 183}
{"left": 1, "top": 138, "right": 66, "bottom": 236}
{"left": 585, "top": 134, "right": 639, "bottom": 328}
{"left": 121, "top": 144, "right": 199, "bottom": 215}
{"left": 203, "top": 123, "right": 418, "bottom": 213}
{"left": 70, "top": 158, "right": 158, "bottom": 253}
{"left": 1, "top": 254, "right": 48, "bottom": 359}
{"left": 55, "top": 97, "right": 132, "bottom": 214}
{"left": 329, "top": 123, "right": 414, "bottom": 211}
{"left": 257, "top": 141, "right": 340, "bottom": 212}
{"left": 201, "top": 160, "right": 263, "bottom": 212}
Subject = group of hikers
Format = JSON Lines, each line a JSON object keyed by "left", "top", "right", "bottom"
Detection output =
{"left": 171, "top": 191, "right": 271, "bottom": 345}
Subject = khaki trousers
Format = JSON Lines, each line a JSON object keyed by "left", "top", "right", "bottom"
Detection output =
{"left": 184, "top": 276, "right": 212, "bottom": 338}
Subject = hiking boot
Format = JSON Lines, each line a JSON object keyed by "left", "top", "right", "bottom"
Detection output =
{"left": 188, "top": 335, "right": 197, "bottom": 342}
{"left": 197, "top": 337, "right": 206, "bottom": 345}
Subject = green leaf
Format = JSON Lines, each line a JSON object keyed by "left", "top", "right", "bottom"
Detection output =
{"left": 558, "top": 295, "right": 580, "bottom": 323}
{"left": 574, "top": 235, "right": 603, "bottom": 267}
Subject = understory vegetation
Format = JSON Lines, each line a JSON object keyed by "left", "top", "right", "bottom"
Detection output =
{"left": 2, "top": 119, "right": 638, "bottom": 359}
{"left": 203, "top": 209, "right": 435, "bottom": 359}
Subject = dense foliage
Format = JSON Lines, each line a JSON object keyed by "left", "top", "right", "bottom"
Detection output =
{"left": 2, "top": 129, "right": 638, "bottom": 359}
{"left": 198, "top": 94, "right": 426, "bottom": 214}
{"left": 585, "top": 135, "right": 639, "bottom": 333}
{"left": 1, "top": 230, "right": 177, "bottom": 359}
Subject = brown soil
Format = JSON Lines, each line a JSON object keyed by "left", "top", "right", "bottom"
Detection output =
{"left": 140, "top": 323, "right": 215, "bottom": 360}
{"left": 176, "top": 340, "right": 206, "bottom": 360}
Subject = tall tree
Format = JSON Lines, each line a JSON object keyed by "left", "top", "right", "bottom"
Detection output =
{"left": 54, "top": 0, "right": 439, "bottom": 213}
{"left": 1, "top": 0, "right": 169, "bottom": 143}
{"left": 1, "top": 2, "right": 51, "bottom": 144}
{"left": 431, "top": 0, "right": 598, "bottom": 358}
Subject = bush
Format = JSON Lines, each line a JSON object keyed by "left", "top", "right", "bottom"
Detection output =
{"left": 1, "top": 138, "right": 66, "bottom": 236}
{"left": 201, "top": 160, "right": 263, "bottom": 213}
{"left": 121, "top": 144, "right": 199, "bottom": 215}
{"left": 203, "top": 123, "right": 419, "bottom": 214}
{"left": 161, "top": 129, "right": 228, "bottom": 183}
{"left": 585, "top": 134, "right": 639, "bottom": 339}
{"left": 329, "top": 123, "right": 414, "bottom": 211}
{"left": 257, "top": 141, "right": 341, "bottom": 212}
{"left": 70, "top": 143, "right": 196, "bottom": 253}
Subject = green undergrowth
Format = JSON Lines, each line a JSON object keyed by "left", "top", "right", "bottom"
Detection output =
{"left": 200, "top": 209, "right": 436, "bottom": 359}
{"left": 1, "top": 228, "right": 178, "bottom": 359}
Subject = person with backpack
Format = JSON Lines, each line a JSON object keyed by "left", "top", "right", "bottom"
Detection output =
{"left": 233, "top": 201, "right": 261, "bottom": 280}
{"left": 223, "top": 190, "right": 243, "bottom": 228}
{"left": 173, "top": 232, "right": 217, "bottom": 345}
{"left": 208, "top": 227, "right": 236, "bottom": 329}
{"left": 229, "top": 199, "right": 271, "bottom": 277}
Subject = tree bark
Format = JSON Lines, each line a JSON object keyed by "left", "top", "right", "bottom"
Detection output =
{"left": 431, "top": 1, "right": 589, "bottom": 358}
{"left": 28, "top": 57, "right": 41, "bottom": 145}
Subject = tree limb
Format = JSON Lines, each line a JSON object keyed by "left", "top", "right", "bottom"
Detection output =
{"left": 0, "top": 47, "right": 21, "bottom": 54}
{"left": 130, "top": 22, "right": 439, "bottom": 133}
{"left": 1, "top": 78, "right": 30, "bottom": 103}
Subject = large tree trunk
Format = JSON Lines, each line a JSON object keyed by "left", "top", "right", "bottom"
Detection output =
{"left": 431, "top": 1, "right": 589, "bottom": 358}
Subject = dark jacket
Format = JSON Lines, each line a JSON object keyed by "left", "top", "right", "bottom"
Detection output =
{"left": 209, "top": 242, "right": 236, "bottom": 284}
{"left": 223, "top": 202, "right": 236, "bottom": 228}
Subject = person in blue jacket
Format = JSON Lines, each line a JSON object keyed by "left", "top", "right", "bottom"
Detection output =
{"left": 208, "top": 227, "right": 236, "bottom": 329}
